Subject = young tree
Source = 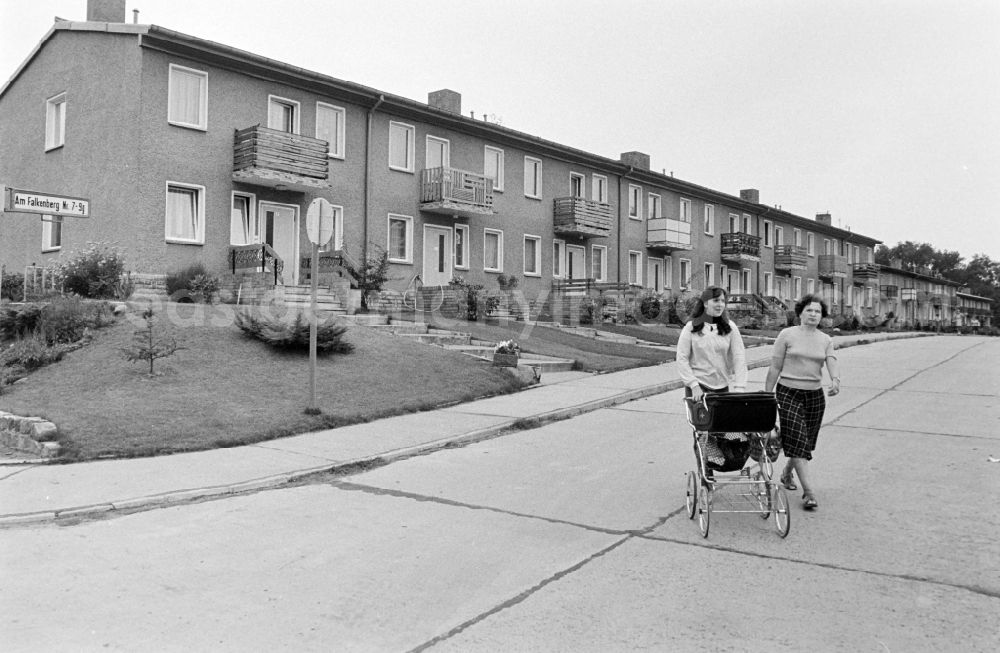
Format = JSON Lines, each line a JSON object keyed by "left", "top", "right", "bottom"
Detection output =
{"left": 122, "top": 307, "right": 181, "bottom": 374}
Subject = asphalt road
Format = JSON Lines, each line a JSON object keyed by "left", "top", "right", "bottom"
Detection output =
{"left": 2, "top": 336, "right": 997, "bottom": 652}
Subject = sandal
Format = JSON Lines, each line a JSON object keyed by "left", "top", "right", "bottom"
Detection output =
{"left": 780, "top": 470, "right": 797, "bottom": 491}
{"left": 802, "top": 494, "right": 818, "bottom": 510}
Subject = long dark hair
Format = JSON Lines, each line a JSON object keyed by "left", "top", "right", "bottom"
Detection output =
{"left": 691, "top": 286, "right": 733, "bottom": 335}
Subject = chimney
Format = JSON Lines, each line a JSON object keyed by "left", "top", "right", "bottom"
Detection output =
{"left": 815, "top": 212, "right": 832, "bottom": 226}
{"left": 87, "top": 0, "right": 127, "bottom": 22}
{"left": 428, "top": 89, "right": 461, "bottom": 115}
{"left": 619, "top": 151, "right": 650, "bottom": 171}
{"left": 740, "top": 189, "right": 760, "bottom": 204}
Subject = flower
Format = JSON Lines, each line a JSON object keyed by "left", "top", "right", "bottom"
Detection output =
{"left": 494, "top": 339, "right": 520, "bottom": 355}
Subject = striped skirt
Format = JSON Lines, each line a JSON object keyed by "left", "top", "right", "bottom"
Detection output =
{"left": 775, "top": 384, "right": 826, "bottom": 460}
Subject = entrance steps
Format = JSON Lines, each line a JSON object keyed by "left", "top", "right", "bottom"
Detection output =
{"left": 277, "top": 285, "right": 347, "bottom": 317}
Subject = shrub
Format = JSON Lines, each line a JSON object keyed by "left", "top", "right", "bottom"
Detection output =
{"left": 344, "top": 245, "right": 391, "bottom": 311}
{"left": 0, "top": 333, "right": 67, "bottom": 371}
{"left": 449, "top": 276, "right": 485, "bottom": 320}
{"left": 638, "top": 291, "right": 662, "bottom": 320}
{"left": 0, "top": 298, "right": 115, "bottom": 344}
{"left": 1, "top": 270, "right": 25, "bottom": 302}
{"left": 234, "top": 309, "right": 354, "bottom": 354}
{"left": 56, "top": 242, "right": 129, "bottom": 299}
{"left": 165, "top": 263, "right": 220, "bottom": 302}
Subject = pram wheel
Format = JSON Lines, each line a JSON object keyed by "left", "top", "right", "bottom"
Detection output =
{"left": 697, "top": 485, "right": 712, "bottom": 537}
{"left": 685, "top": 471, "right": 698, "bottom": 520}
{"left": 772, "top": 486, "right": 791, "bottom": 538}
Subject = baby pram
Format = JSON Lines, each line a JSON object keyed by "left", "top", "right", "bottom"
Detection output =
{"left": 684, "top": 392, "right": 790, "bottom": 538}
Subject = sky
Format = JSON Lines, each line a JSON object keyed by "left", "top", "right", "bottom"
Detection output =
{"left": 2, "top": 0, "right": 998, "bottom": 261}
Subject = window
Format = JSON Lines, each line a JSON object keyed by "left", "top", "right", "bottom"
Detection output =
{"left": 845, "top": 243, "right": 853, "bottom": 263}
{"left": 570, "top": 172, "right": 585, "bottom": 198}
{"left": 165, "top": 182, "right": 205, "bottom": 243}
{"left": 319, "top": 204, "right": 345, "bottom": 253}
{"left": 628, "top": 251, "right": 642, "bottom": 286}
{"left": 647, "top": 257, "right": 664, "bottom": 292}
{"left": 824, "top": 238, "right": 832, "bottom": 255}
{"left": 704, "top": 204, "right": 715, "bottom": 235}
{"left": 865, "top": 286, "right": 874, "bottom": 307}
{"left": 230, "top": 192, "right": 257, "bottom": 245}
{"left": 794, "top": 228, "right": 802, "bottom": 247}
{"left": 591, "top": 245, "right": 607, "bottom": 282}
{"left": 267, "top": 95, "right": 299, "bottom": 134}
{"left": 763, "top": 272, "right": 773, "bottom": 296}
{"left": 387, "top": 214, "right": 413, "bottom": 262}
{"left": 42, "top": 216, "right": 62, "bottom": 251}
{"left": 426, "top": 135, "right": 450, "bottom": 169}
{"left": 742, "top": 268, "right": 752, "bottom": 294}
{"left": 552, "top": 240, "right": 565, "bottom": 278}
{"left": 720, "top": 265, "right": 728, "bottom": 292}
{"left": 484, "top": 229, "right": 503, "bottom": 272}
{"left": 592, "top": 174, "right": 608, "bottom": 203}
{"left": 775, "top": 226, "right": 783, "bottom": 246}
{"left": 524, "top": 157, "right": 542, "bottom": 198}
{"left": 729, "top": 213, "right": 739, "bottom": 233}
{"left": 704, "top": 263, "right": 714, "bottom": 286}
{"left": 793, "top": 276, "right": 802, "bottom": 298}
{"left": 167, "top": 65, "right": 207, "bottom": 130}
{"left": 807, "top": 233, "right": 815, "bottom": 256}
{"left": 628, "top": 185, "right": 642, "bottom": 219}
{"left": 316, "top": 103, "right": 345, "bottom": 159}
{"left": 648, "top": 193, "right": 661, "bottom": 220}
{"left": 664, "top": 259, "right": 673, "bottom": 288}
{"left": 523, "top": 235, "right": 541, "bottom": 276}
{"left": 680, "top": 198, "right": 692, "bottom": 223}
{"left": 763, "top": 221, "right": 772, "bottom": 247}
{"left": 389, "top": 122, "right": 415, "bottom": 172}
{"left": 854, "top": 245, "right": 860, "bottom": 263}
{"left": 680, "top": 259, "right": 692, "bottom": 288}
{"left": 742, "top": 214, "right": 752, "bottom": 235}
{"left": 45, "top": 93, "right": 66, "bottom": 150}
{"left": 484, "top": 146, "right": 504, "bottom": 192}
{"left": 454, "top": 224, "right": 469, "bottom": 269}
{"left": 807, "top": 278, "right": 816, "bottom": 294}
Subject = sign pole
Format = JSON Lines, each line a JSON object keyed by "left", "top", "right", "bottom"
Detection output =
{"left": 309, "top": 241, "right": 319, "bottom": 412}
{"left": 304, "top": 197, "right": 334, "bottom": 415}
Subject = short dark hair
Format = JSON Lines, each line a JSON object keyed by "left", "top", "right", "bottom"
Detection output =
{"left": 795, "top": 294, "right": 829, "bottom": 317}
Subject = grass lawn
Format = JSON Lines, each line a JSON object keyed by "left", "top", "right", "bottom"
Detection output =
{"left": 0, "top": 304, "right": 528, "bottom": 461}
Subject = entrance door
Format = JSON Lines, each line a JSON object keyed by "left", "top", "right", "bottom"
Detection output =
{"left": 260, "top": 202, "right": 298, "bottom": 285}
{"left": 727, "top": 269, "right": 739, "bottom": 294}
{"left": 423, "top": 225, "right": 452, "bottom": 286}
{"left": 566, "top": 245, "right": 586, "bottom": 280}
{"left": 647, "top": 257, "right": 664, "bottom": 292}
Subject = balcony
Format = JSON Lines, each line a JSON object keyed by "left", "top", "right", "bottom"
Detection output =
{"left": 852, "top": 262, "right": 879, "bottom": 281}
{"left": 774, "top": 245, "right": 807, "bottom": 273}
{"left": 818, "top": 254, "right": 848, "bottom": 280}
{"left": 646, "top": 217, "right": 692, "bottom": 251}
{"left": 720, "top": 232, "right": 761, "bottom": 263}
{"left": 553, "top": 197, "right": 612, "bottom": 238}
{"left": 901, "top": 287, "right": 917, "bottom": 302}
{"left": 420, "top": 167, "right": 495, "bottom": 218}
{"left": 880, "top": 284, "right": 899, "bottom": 298}
{"left": 233, "top": 126, "right": 330, "bottom": 191}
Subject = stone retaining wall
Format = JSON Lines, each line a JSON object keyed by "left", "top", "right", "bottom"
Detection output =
{"left": 0, "top": 411, "right": 61, "bottom": 458}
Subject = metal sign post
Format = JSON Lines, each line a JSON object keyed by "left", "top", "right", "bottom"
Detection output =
{"left": 304, "top": 198, "right": 335, "bottom": 413}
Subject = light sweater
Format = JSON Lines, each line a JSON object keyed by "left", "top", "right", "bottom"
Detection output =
{"left": 771, "top": 326, "right": 836, "bottom": 390}
{"left": 676, "top": 320, "right": 747, "bottom": 391}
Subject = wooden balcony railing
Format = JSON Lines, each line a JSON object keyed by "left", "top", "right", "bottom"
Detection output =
{"left": 553, "top": 197, "right": 613, "bottom": 238}
{"left": 232, "top": 125, "right": 330, "bottom": 191}
{"left": 901, "top": 287, "right": 917, "bottom": 301}
{"left": 229, "top": 243, "right": 284, "bottom": 286}
{"left": 852, "top": 262, "right": 880, "bottom": 280}
{"left": 818, "top": 254, "right": 848, "bottom": 279}
{"left": 720, "top": 232, "right": 761, "bottom": 262}
{"left": 420, "top": 167, "right": 494, "bottom": 218}
{"left": 646, "top": 217, "right": 692, "bottom": 251}
{"left": 774, "top": 245, "right": 807, "bottom": 272}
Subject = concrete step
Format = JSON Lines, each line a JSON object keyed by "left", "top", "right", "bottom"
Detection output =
{"left": 398, "top": 332, "right": 473, "bottom": 346}
{"left": 367, "top": 323, "right": 429, "bottom": 335}
{"left": 441, "top": 345, "right": 576, "bottom": 372}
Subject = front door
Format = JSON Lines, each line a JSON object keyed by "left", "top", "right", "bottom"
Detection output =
{"left": 727, "top": 269, "right": 739, "bottom": 294}
{"left": 260, "top": 202, "right": 298, "bottom": 285}
{"left": 423, "top": 225, "right": 452, "bottom": 286}
{"left": 567, "top": 245, "right": 586, "bottom": 280}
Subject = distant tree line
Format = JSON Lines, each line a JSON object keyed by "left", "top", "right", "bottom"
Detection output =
{"left": 875, "top": 241, "right": 999, "bottom": 320}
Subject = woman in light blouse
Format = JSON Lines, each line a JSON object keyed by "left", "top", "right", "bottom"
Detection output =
{"left": 765, "top": 294, "right": 841, "bottom": 511}
{"left": 677, "top": 286, "right": 748, "bottom": 399}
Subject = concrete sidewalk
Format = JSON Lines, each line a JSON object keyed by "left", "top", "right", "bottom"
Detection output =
{"left": 0, "top": 331, "right": 926, "bottom": 526}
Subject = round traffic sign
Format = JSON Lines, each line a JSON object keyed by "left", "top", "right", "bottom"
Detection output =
{"left": 305, "top": 198, "right": 335, "bottom": 246}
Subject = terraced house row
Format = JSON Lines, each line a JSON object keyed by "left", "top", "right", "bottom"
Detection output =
{"left": 0, "top": 1, "right": 988, "bottom": 328}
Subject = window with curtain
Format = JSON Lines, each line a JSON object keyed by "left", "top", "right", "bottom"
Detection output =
{"left": 454, "top": 225, "right": 469, "bottom": 269}
{"left": 484, "top": 146, "right": 504, "bottom": 191}
{"left": 230, "top": 193, "right": 255, "bottom": 245}
{"left": 388, "top": 215, "right": 411, "bottom": 262}
{"left": 167, "top": 65, "right": 207, "bottom": 129}
{"left": 484, "top": 230, "right": 502, "bottom": 271}
{"left": 389, "top": 122, "right": 414, "bottom": 171}
{"left": 166, "top": 183, "right": 203, "bottom": 242}
{"left": 523, "top": 236, "right": 540, "bottom": 275}
{"left": 316, "top": 103, "right": 345, "bottom": 158}
{"left": 591, "top": 245, "right": 606, "bottom": 281}
{"left": 45, "top": 93, "right": 66, "bottom": 150}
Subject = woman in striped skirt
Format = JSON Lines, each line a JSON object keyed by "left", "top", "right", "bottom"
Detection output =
{"left": 764, "top": 295, "right": 841, "bottom": 510}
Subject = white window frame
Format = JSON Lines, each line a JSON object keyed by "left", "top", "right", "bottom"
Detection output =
{"left": 167, "top": 64, "right": 207, "bottom": 131}
{"left": 267, "top": 95, "right": 300, "bottom": 134}
{"left": 570, "top": 172, "right": 585, "bottom": 198}
{"left": 704, "top": 263, "right": 714, "bottom": 286}
{"left": 484, "top": 146, "right": 504, "bottom": 192}
{"left": 628, "top": 184, "right": 642, "bottom": 219}
{"left": 763, "top": 220, "right": 772, "bottom": 248}
{"left": 165, "top": 181, "right": 206, "bottom": 244}
{"left": 704, "top": 204, "right": 715, "bottom": 235}
{"left": 523, "top": 235, "right": 541, "bottom": 276}
{"left": 793, "top": 276, "right": 802, "bottom": 298}
{"left": 592, "top": 174, "right": 608, "bottom": 203}
{"left": 680, "top": 198, "right": 693, "bottom": 223}
{"left": 824, "top": 238, "right": 832, "bottom": 255}
{"left": 763, "top": 271, "right": 774, "bottom": 296}
{"left": 742, "top": 214, "right": 752, "bottom": 235}
{"left": 388, "top": 121, "right": 415, "bottom": 172}
{"left": 319, "top": 204, "right": 345, "bottom": 253}
{"left": 807, "top": 233, "right": 815, "bottom": 256}
{"left": 680, "top": 258, "right": 692, "bottom": 289}
{"left": 807, "top": 278, "right": 816, "bottom": 294}
{"left": 425, "top": 135, "right": 450, "bottom": 169}
{"left": 648, "top": 193, "right": 662, "bottom": 220}
{"left": 454, "top": 224, "right": 470, "bottom": 270}
{"left": 387, "top": 213, "right": 413, "bottom": 263}
{"left": 774, "top": 225, "right": 784, "bottom": 247}
{"left": 794, "top": 228, "right": 802, "bottom": 247}
{"left": 591, "top": 244, "right": 607, "bottom": 282}
{"left": 45, "top": 92, "right": 67, "bottom": 150}
{"left": 524, "top": 156, "right": 542, "bottom": 199}
{"left": 741, "top": 268, "right": 752, "bottom": 294}
{"left": 315, "top": 102, "right": 346, "bottom": 159}
{"left": 720, "top": 265, "right": 729, "bottom": 292}
{"left": 729, "top": 213, "right": 740, "bottom": 233}
{"left": 41, "top": 216, "right": 62, "bottom": 252}
{"left": 628, "top": 250, "right": 643, "bottom": 286}
{"left": 484, "top": 228, "right": 503, "bottom": 272}
{"left": 552, "top": 239, "right": 566, "bottom": 278}
{"left": 854, "top": 245, "right": 860, "bottom": 263}
{"left": 230, "top": 191, "right": 258, "bottom": 246}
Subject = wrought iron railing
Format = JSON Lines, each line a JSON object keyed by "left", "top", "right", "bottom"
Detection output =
{"left": 229, "top": 243, "right": 284, "bottom": 285}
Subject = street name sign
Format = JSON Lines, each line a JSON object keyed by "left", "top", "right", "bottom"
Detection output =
{"left": 3, "top": 187, "right": 90, "bottom": 218}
